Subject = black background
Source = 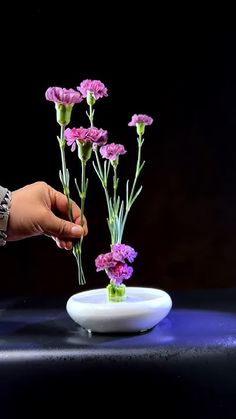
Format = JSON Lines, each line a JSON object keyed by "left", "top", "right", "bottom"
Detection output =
{"left": 0, "top": 8, "right": 236, "bottom": 296}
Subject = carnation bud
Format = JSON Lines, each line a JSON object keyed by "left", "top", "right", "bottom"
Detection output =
{"left": 87, "top": 91, "right": 96, "bottom": 106}
{"left": 55, "top": 103, "right": 73, "bottom": 126}
{"left": 136, "top": 122, "right": 145, "bottom": 136}
{"left": 77, "top": 141, "right": 93, "bottom": 163}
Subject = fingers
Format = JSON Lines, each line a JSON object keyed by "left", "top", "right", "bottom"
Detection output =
{"left": 52, "top": 190, "right": 81, "bottom": 221}
{"left": 50, "top": 188, "right": 88, "bottom": 236}
{"left": 43, "top": 211, "right": 86, "bottom": 239}
{"left": 74, "top": 214, "right": 88, "bottom": 236}
{"left": 52, "top": 236, "right": 73, "bottom": 250}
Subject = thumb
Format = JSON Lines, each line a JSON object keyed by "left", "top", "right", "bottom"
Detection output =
{"left": 43, "top": 213, "right": 84, "bottom": 239}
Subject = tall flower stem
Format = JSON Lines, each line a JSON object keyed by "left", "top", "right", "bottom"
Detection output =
{"left": 74, "top": 146, "right": 90, "bottom": 285}
{"left": 119, "top": 134, "right": 144, "bottom": 241}
{"left": 85, "top": 98, "right": 95, "bottom": 126}
{"left": 128, "top": 134, "right": 143, "bottom": 205}
{"left": 113, "top": 165, "right": 118, "bottom": 207}
{"left": 59, "top": 125, "right": 73, "bottom": 221}
{"left": 80, "top": 160, "right": 86, "bottom": 226}
{"left": 89, "top": 104, "right": 94, "bottom": 127}
{"left": 93, "top": 149, "right": 116, "bottom": 242}
{"left": 75, "top": 101, "right": 92, "bottom": 284}
{"left": 78, "top": 161, "right": 87, "bottom": 283}
{"left": 93, "top": 135, "right": 144, "bottom": 245}
{"left": 94, "top": 150, "right": 110, "bottom": 210}
{"left": 58, "top": 125, "right": 85, "bottom": 285}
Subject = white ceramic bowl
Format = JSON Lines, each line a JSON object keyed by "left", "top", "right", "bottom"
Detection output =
{"left": 66, "top": 287, "right": 172, "bottom": 333}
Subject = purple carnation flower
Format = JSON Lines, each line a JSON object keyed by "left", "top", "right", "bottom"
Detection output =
{"left": 128, "top": 114, "right": 153, "bottom": 126}
{"left": 100, "top": 143, "right": 126, "bottom": 161}
{"left": 65, "top": 127, "right": 108, "bottom": 151}
{"left": 86, "top": 127, "right": 108, "bottom": 146}
{"left": 108, "top": 262, "right": 133, "bottom": 285}
{"left": 45, "top": 87, "right": 83, "bottom": 105}
{"left": 95, "top": 252, "right": 117, "bottom": 271}
{"left": 111, "top": 243, "right": 138, "bottom": 263}
{"left": 78, "top": 79, "right": 108, "bottom": 100}
{"left": 65, "top": 128, "right": 87, "bottom": 151}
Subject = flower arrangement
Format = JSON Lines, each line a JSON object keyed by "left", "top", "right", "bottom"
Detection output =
{"left": 45, "top": 80, "right": 153, "bottom": 301}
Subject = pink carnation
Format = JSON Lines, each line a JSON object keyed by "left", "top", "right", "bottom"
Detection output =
{"left": 107, "top": 262, "right": 133, "bottom": 285}
{"left": 100, "top": 143, "right": 126, "bottom": 161}
{"left": 128, "top": 114, "right": 153, "bottom": 126}
{"left": 86, "top": 127, "right": 108, "bottom": 146}
{"left": 95, "top": 252, "right": 117, "bottom": 271}
{"left": 78, "top": 79, "right": 108, "bottom": 100}
{"left": 64, "top": 128, "right": 86, "bottom": 151}
{"left": 65, "top": 127, "right": 108, "bottom": 151}
{"left": 95, "top": 243, "right": 136, "bottom": 285}
{"left": 111, "top": 243, "right": 137, "bottom": 263}
{"left": 45, "top": 87, "right": 83, "bottom": 105}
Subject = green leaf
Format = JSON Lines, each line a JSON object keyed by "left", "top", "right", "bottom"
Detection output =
{"left": 85, "top": 178, "right": 89, "bottom": 192}
{"left": 130, "top": 185, "right": 143, "bottom": 206}
{"left": 126, "top": 180, "right": 129, "bottom": 208}
{"left": 138, "top": 160, "right": 145, "bottom": 174}
{"left": 92, "top": 161, "right": 102, "bottom": 182}
{"left": 74, "top": 178, "right": 81, "bottom": 196}
{"left": 66, "top": 168, "right": 70, "bottom": 184}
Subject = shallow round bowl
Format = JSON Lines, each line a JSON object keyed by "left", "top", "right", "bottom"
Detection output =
{"left": 66, "top": 287, "right": 172, "bottom": 333}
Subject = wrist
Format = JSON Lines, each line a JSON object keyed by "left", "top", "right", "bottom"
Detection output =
{"left": 0, "top": 187, "right": 12, "bottom": 246}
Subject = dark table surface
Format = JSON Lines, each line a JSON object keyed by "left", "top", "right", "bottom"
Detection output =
{"left": 0, "top": 288, "right": 235, "bottom": 418}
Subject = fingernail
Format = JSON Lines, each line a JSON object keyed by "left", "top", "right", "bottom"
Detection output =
{"left": 71, "top": 225, "right": 83, "bottom": 235}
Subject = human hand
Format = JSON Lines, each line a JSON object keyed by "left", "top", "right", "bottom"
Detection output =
{"left": 7, "top": 181, "right": 87, "bottom": 250}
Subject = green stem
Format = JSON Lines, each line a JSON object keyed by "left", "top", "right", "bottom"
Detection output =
{"left": 60, "top": 126, "right": 66, "bottom": 182}
{"left": 128, "top": 134, "right": 142, "bottom": 207}
{"left": 95, "top": 150, "right": 110, "bottom": 211}
{"left": 59, "top": 126, "right": 85, "bottom": 285}
{"left": 73, "top": 242, "right": 86, "bottom": 285}
{"left": 74, "top": 159, "right": 87, "bottom": 286}
{"left": 59, "top": 125, "right": 73, "bottom": 221}
{"left": 113, "top": 166, "right": 117, "bottom": 207}
{"left": 89, "top": 104, "right": 94, "bottom": 127}
{"left": 94, "top": 150, "right": 115, "bottom": 241}
{"left": 120, "top": 134, "right": 143, "bottom": 241}
{"left": 80, "top": 160, "right": 86, "bottom": 226}
{"left": 107, "top": 282, "right": 126, "bottom": 302}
